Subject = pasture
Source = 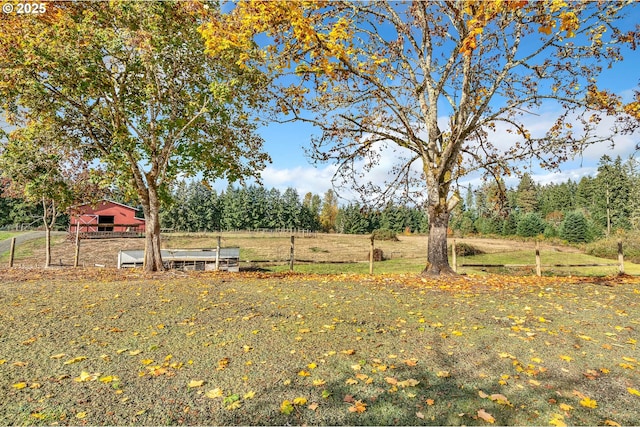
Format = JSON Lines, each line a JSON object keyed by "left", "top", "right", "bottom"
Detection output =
{"left": 2, "top": 231, "right": 639, "bottom": 276}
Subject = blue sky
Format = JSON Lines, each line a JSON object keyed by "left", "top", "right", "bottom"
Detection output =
{"left": 213, "top": 6, "right": 640, "bottom": 202}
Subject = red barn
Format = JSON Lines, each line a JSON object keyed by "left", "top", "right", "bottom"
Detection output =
{"left": 69, "top": 200, "right": 145, "bottom": 238}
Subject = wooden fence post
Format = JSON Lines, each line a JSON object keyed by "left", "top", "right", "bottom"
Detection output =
{"left": 369, "top": 235, "right": 375, "bottom": 275}
{"left": 535, "top": 241, "right": 541, "bottom": 277}
{"left": 74, "top": 222, "right": 81, "bottom": 268}
{"left": 618, "top": 239, "right": 624, "bottom": 275}
{"left": 215, "top": 236, "right": 221, "bottom": 271}
{"left": 9, "top": 237, "right": 16, "bottom": 268}
{"left": 290, "top": 235, "right": 295, "bottom": 271}
{"left": 451, "top": 239, "right": 457, "bottom": 273}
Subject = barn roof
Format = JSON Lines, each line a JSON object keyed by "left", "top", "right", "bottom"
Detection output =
{"left": 71, "top": 199, "right": 141, "bottom": 213}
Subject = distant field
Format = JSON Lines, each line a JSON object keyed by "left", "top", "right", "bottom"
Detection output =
{"left": 1, "top": 231, "right": 638, "bottom": 276}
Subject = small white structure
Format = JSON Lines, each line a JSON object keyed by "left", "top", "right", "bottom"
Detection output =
{"left": 118, "top": 248, "right": 240, "bottom": 272}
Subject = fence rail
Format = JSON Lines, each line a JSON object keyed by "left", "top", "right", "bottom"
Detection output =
{"left": 453, "top": 239, "right": 625, "bottom": 276}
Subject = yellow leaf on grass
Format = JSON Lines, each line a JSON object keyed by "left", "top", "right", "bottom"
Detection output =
{"left": 313, "top": 379, "right": 327, "bottom": 386}
{"left": 12, "top": 382, "right": 27, "bottom": 389}
{"left": 436, "top": 371, "right": 450, "bottom": 378}
{"left": 559, "top": 355, "right": 573, "bottom": 362}
{"left": 280, "top": 400, "right": 294, "bottom": 415}
{"left": 307, "top": 362, "right": 317, "bottom": 369}
{"left": 50, "top": 353, "right": 66, "bottom": 359}
{"left": 243, "top": 391, "right": 256, "bottom": 400}
{"left": 579, "top": 397, "right": 597, "bottom": 408}
{"left": 345, "top": 378, "right": 358, "bottom": 385}
{"left": 99, "top": 375, "right": 118, "bottom": 383}
{"left": 75, "top": 371, "right": 100, "bottom": 382}
{"left": 490, "top": 394, "right": 511, "bottom": 406}
{"left": 188, "top": 380, "right": 204, "bottom": 388}
{"left": 604, "top": 420, "right": 621, "bottom": 426}
{"left": 293, "top": 397, "right": 307, "bottom": 406}
{"left": 226, "top": 401, "right": 242, "bottom": 410}
{"left": 559, "top": 403, "right": 574, "bottom": 411}
{"left": 477, "top": 409, "right": 495, "bottom": 424}
{"left": 76, "top": 412, "right": 87, "bottom": 419}
{"left": 63, "top": 356, "right": 87, "bottom": 365}
{"left": 627, "top": 388, "right": 640, "bottom": 397}
{"left": 298, "top": 370, "right": 311, "bottom": 377}
{"left": 549, "top": 414, "right": 567, "bottom": 427}
{"left": 348, "top": 400, "right": 367, "bottom": 413}
{"left": 205, "top": 388, "right": 224, "bottom": 399}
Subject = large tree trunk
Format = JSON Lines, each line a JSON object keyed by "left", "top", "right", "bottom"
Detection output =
{"left": 423, "top": 199, "right": 456, "bottom": 276}
{"left": 141, "top": 186, "right": 164, "bottom": 272}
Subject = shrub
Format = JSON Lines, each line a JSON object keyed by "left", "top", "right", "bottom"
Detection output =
{"left": 586, "top": 232, "right": 640, "bottom": 263}
{"left": 450, "top": 242, "right": 484, "bottom": 257}
{"left": 371, "top": 229, "right": 399, "bottom": 241}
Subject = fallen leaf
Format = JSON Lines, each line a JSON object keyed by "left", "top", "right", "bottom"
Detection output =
{"left": 348, "top": 400, "right": 367, "bottom": 413}
{"left": 489, "top": 394, "right": 511, "bottom": 406}
{"left": 226, "top": 401, "right": 242, "bottom": 410}
{"left": 63, "top": 356, "right": 87, "bottom": 365}
{"left": 293, "top": 397, "right": 307, "bottom": 406}
{"left": 12, "top": 382, "right": 27, "bottom": 389}
{"left": 280, "top": 400, "right": 294, "bottom": 415}
{"left": 205, "top": 388, "right": 224, "bottom": 399}
{"left": 549, "top": 414, "right": 567, "bottom": 427}
{"left": 579, "top": 397, "right": 597, "bottom": 408}
{"left": 308, "top": 402, "right": 319, "bottom": 411}
{"left": 312, "top": 379, "right": 327, "bottom": 387}
{"left": 426, "top": 398, "right": 435, "bottom": 406}
{"left": 436, "top": 370, "right": 450, "bottom": 378}
{"left": 76, "top": 412, "right": 87, "bottom": 419}
{"left": 477, "top": 409, "right": 495, "bottom": 424}
{"left": 188, "top": 380, "right": 204, "bottom": 388}
{"left": 628, "top": 388, "right": 640, "bottom": 397}
{"left": 244, "top": 391, "right": 256, "bottom": 400}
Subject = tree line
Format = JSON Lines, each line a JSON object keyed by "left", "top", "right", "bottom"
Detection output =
{"left": 451, "top": 155, "right": 640, "bottom": 243}
{"left": 1, "top": 154, "right": 636, "bottom": 244}
{"left": 158, "top": 182, "right": 430, "bottom": 235}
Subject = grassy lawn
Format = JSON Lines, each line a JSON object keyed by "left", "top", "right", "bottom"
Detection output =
{"left": 1, "top": 270, "right": 639, "bottom": 425}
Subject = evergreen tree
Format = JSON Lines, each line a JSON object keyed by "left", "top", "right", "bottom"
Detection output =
{"left": 282, "top": 188, "right": 302, "bottom": 229}
{"left": 336, "top": 203, "right": 370, "bottom": 234}
{"left": 516, "top": 212, "right": 545, "bottom": 237}
{"left": 593, "top": 155, "right": 631, "bottom": 235}
{"left": 515, "top": 173, "right": 539, "bottom": 213}
{"left": 559, "top": 211, "right": 589, "bottom": 243}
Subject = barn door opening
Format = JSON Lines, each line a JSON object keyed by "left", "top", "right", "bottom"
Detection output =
{"left": 98, "top": 215, "right": 115, "bottom": 232}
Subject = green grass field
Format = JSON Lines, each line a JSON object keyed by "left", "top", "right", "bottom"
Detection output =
{"left": 0, "top": 231, "right": 23, "bottom": 242}
{"left": 1, "top": 270, "right": 639, "bottom": 425}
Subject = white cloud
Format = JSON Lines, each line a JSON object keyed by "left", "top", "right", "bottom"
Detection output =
{"left": 259, "top": 164, "right": 338, "bottom": 196}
